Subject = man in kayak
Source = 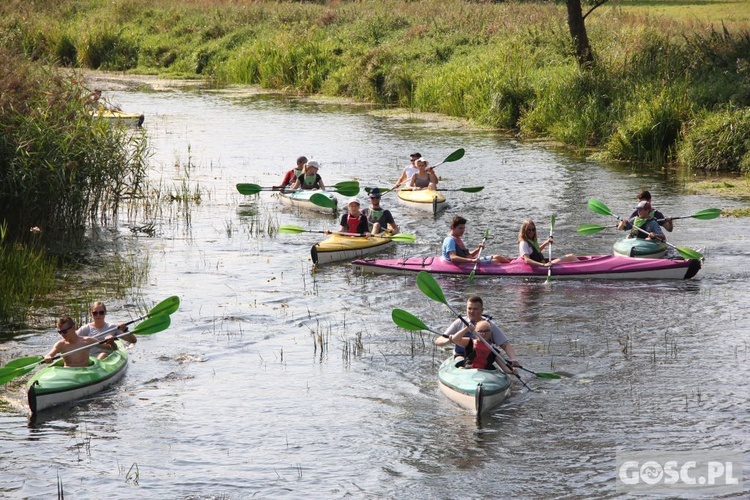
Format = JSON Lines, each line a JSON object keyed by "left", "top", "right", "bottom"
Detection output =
{"left": 278, "top": 156, "right": 307, "bottom": 189}
{"left": 77, "top": 301, "right": 135, "bottom": 359}
{"left": 439, "top": 297, "right": 520, "bottom": 373}
{"left": 44, "top": 316, "right": 115, "bottom": 367}
{"left": 290, "top": 160, "right": 325, "bottom": 190}
{"left": 442, "top": 216, "right": 512, "bottom": 264}
{"left": 391, "top": 152, "right": 421, "bottom": 191}
{"left": 618, "top": 200, "right": 666, "bottom": 241}
{"left": 362, "top": 188, "right": 398, "bottom": 235}
{"left": 629, "top": 190, "right": 673, "bottom": 232}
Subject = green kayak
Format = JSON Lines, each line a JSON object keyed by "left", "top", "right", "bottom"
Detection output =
{"left": 26, "top": 340, "right": 128, "bottom": 414}
{"left": 613, "top": 237, "right": 667, "bottom": 258}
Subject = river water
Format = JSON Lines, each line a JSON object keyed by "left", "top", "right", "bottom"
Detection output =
{"left": 1, "top": 76, "right": 749, "bottom": 499}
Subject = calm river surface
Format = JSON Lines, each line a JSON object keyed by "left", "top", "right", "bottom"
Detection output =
{"left": 1, "top": 76, "right": 749, "bottom": 499}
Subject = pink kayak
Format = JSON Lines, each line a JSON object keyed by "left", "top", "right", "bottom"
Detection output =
{"left": 352, "top": 255, "right": 701, "bottom": 280}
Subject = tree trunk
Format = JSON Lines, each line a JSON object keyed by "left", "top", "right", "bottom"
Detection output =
{"left": 566, "top": 0, "right": 595, "bottom": 68}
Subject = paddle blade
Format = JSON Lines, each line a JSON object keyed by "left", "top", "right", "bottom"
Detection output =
{"left": 149, "top": 296, "right": 180, "bottom": 317}
{"left": 533, "top": 371, "right": 562, "bottom": 379}
{"left": 443, "top": 148, "right": 465, "bottom": 163}
{"left": 577, "top": 224, "right": 608, "bottom": 235}
{"left": 0, "top": 356, "right": 44, "bottom": 385}
{"left": 389, "top": 233, "right": 416, "bottom": 243}
{"left": 333, "top": 181, "right": 360, "bottom": 190}
{"left": 688, "top": 208, "right": 722, "bottom": 220}
{"left": 310, "top": 193, "right": 336, "bottom": 209}
{"left": 550, "top": 214, "right": 556, "bottom": 232}
{"left": 236, "top": 183, "right": 262, "bottom": 196}
{"left": 334, "top": 186, "right": 360, "bottom": 197}
{"left": 675, "top": 247, "right": 704, "bottom": 260}
{"left": 132, "top": 314, "right": 171, "bottom": 335}
{"left": 588, "top": 198, "right": 615, "bottom": 217}
{"left": 392, "top": 309, "right": 430, "bottom": 331}
{"left": 457, "top": 186, "right": 483, "bottom": 193}
{"left": 278, "top": 224, "right": 306, "bottom": 234}
{"left": 417, "top": 271, "right": 447, "bottom": 305}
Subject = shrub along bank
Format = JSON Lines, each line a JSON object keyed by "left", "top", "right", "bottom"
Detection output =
{"left": 1, "top": 1, "right": 749, "bottom": 171}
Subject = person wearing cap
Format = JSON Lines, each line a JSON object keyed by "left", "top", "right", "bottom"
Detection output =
{"left": 442, "top": 216, "right": 512, "bottom": 264}
{"left": 628, "top": 190, "right": 673, "bottom": 232}
{"left": 332, "top": 198, "right": 370, "bottom": 234}
{"left": 362, "top": 188, "right": 398, "bottom": 235}
{"left": 391, "top": 152, "right": 421, "bottom": 191}
{"left": 409, "top": 158, "right": 439, "bottom": 191}
{"left": 290, "top": 160, "right": 325, "bottom": 190}
{"left": 618, "top": 200, "right": 666, "bottom": 241}
{"left": 278, "top": 156, "right": 308, "bottom": 189}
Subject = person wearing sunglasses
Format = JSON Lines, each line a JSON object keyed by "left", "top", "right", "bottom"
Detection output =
{"left": 517, "top": 219, "right": 577, "bottom": 268}
{"left": 77, "top": 301, "right": 136, "bottom": 359}
{"left": 439, "top": 296, "right": 520, "bottom": 373}
{"left": 43, "top": 316, "right": 113, "bottom": 367}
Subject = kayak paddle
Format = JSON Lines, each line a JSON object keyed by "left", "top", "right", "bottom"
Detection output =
{"left": 416, "top": 271, "right": 530, "bottom": 390}
{"left": 658, "top": 208, "right": 722, "bottom": 221}
{"left": 278, "top": 224, "right": 416, "bottom": 242}
{"left": 0, "top": 314, "right": 171, "bottom": 385}
{"left": 366, "top": 185, "right": 482, "bottom": 194}
{"left": 469, "top": 228, "right": 489, "bottom": 284}
{"left": 432, "top": 148, "right": 466, "bottom": 168}
{"left": 309, "top": 193, "right": 337, "bottom": 209}
{"left": 392, "top": 307, "right": 562, "bottom": 380}
{"left": 88, "top": 295, "right": 180, "bottom": 340}
{"left": 236, "top": 181, "right": 359, "bottom": 197}
{"left": 546, "top": 214, "right": 556, "bottom": 283}
{"left": 585, "top": 199, "right": 704, "bottom": 260}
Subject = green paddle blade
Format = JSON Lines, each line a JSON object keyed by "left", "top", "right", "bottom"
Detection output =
{"left": 278, "top": 224, "right": 306, "bottom": 234}
{"left": 132, "top": 314, "right": 171, "bottom": 335}
{"left": 417, "top": 271, "right": 447, "bottom": 305}
{"left": 454, "top": 186, "right": 483, "bottom": 193}
{"left": 149, "top": 296, "right": 180, "bottom": 317}
{"left": 550, "top": 214, "right": 556, "bottom": 232}
{"left": 310, "top": 193, "right": 336, "bottom": 209}
{"left": 388, "top": 233, "right": 416, "bottom": 243}
{"left": 334, "top": 186, "right": 359, "bottom": 197}
{"left": 588, "top": 198, "right": 615, "bottom": 217}
{"left": 674, "top": 246, "right": 703, "bottom": 260}
{"left": 236, "top": 183, "right": 262, "bottom": 196}
{"left": 392, "top": 309, "right": 429, "bottom": 331}
{"left": 577, "top": 224, "right": 608, "bottom": 235}
{"left": 686, "top": 208, "right": 722, "bottom": 220}
{"left": 443, "top": 148, "right": 465, "bottom": 163}
{"left": 531, "top": 371, "right": 562, "bottom": 379}
{"left": 0, "top": 356, "right": 44, "bottom": 385}
{"left": 332, "top": 181, "right": 359, "bottom": 190}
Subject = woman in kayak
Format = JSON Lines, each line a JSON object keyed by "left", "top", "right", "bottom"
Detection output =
{"left": 442, "top": 216, "right": 511, "bottom": 264}
{"left": 290, "top": 160, "right": 325, "bottom": 190}
{"left": 408, "top": 158, "right": 439, "bottom": 191}
{"left": 517, "top": 219, "right": 578, "bottom": 268}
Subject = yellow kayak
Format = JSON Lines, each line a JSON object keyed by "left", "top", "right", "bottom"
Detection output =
{"left": 311, "top": 233, "right": 394, "bottom": 265}
{"left": 92, "top": 108, "right": 145, "bottom": 127}
{"left": 397, "top": 189, "right": 446, "bottom": 215}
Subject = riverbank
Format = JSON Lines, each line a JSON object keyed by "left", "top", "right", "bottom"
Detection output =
{"left": 2, "top": 0, "right": 749, "bottom": 172}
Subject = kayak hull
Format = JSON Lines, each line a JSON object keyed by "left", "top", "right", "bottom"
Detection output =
{"left": 613, "top": 238, "right": 667, "bottom": 258}
{"left": 92, "top": 109, "right": 144, "bottom": 127}
{"left": 312, "top": 233, "right": 394, "bottom": 265}
{"left": 26, "top": 341, "right": 128, "bottom": 414}
{"left": 353, "top": 254, "right": 702, "bottom": 280}
{"left": 278, "top": 190, "right": 337, "bottom": 215}
{"left": 397, "top": 189, "right": 446, "bottom": 215}
{"left": 437, "top": 358, "right": 512, "bottom": 416}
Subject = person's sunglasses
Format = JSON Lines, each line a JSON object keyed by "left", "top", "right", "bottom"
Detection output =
{"left": 58, "top": 325, "right": 72, "bottom": 335}
{"left": 92, "top": 310, "right": 105, "bottom": 316}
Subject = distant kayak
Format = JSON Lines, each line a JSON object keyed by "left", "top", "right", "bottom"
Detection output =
{"left": 397, "top": 189, "right": 446, "bottom": 215}
{"left": 92, "top": 108, "right": 145, "bottom": 127}
{"left": 311, "top": 233, "right": 394, "bottom": 265}
{"left": 278, "top": 189, "right": 337, "bottom": 215}
{"left": 613, "top": 237, "right": 667, "bottom": 258}
{"left": 353, "top": 254, "right": 702, "bottom": 280}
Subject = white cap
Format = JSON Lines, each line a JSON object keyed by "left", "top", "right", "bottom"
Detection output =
{"left": 306, "top": 160, "right": 320, "bottom": 170}
{"left": 347, "top": 198, "right": 360, "bottom": 206}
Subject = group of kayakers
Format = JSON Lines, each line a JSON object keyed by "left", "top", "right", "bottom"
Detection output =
{"left": 44, "top": 302, "right": 132, "bottom": 368}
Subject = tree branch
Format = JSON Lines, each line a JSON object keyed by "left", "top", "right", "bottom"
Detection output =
{"left": 583, "top": 0, "right": 610, "bottom": 21}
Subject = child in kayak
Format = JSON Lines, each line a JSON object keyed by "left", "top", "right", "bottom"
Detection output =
{"left": 290, "top": 160, "right": 325, "bottom": 190}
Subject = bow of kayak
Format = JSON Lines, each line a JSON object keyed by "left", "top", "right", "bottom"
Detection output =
{"left": 397, "top": 189, "right": 446, "bottom": 215}
{"left": 312, "top": 233, "right": 394, "bottom": 265}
